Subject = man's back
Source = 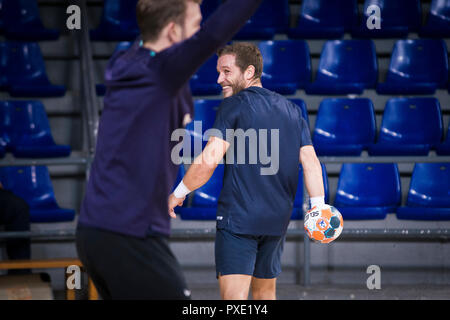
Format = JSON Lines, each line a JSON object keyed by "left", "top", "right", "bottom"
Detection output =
{"left": 212, "top": 86, "right": 312, "bottom": 236}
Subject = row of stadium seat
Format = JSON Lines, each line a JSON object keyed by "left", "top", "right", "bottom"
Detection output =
{"left": 1, "top": 0, "right": 448, "bottom": 41}
{"left": 99, "top": 38, "right": 450, "bottom": 96}
{"left": 186, "top": 98, "right": 450, "bottom": 157}
{"left": 0, "top": 101, "right": 71, "bottom": 158}
{"left": 174, "top": 162, "right": 450, "bottom": 221}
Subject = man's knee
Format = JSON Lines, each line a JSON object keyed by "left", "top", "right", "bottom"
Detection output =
{"left": 251, "top": 287, "right": 276, "bottom": 300}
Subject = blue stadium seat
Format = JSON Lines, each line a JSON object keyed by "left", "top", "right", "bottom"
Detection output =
{"left": 288, "top": 99, "right": 309, "bottom": 126}
{"left": 288, "top": 0, "right": 358, "bottom": 39}
{"left": 0, "top": 100, "right": 13, "bottom": 151}
{"left": 234, "top": 0, "right": 289, "bottom": 40}
{"left": 292, "top": 163, "right": 329, "bottom": 220}
{"left": 368, "top": 98, "right": 443, "bottom": 156}
{"left": 334, "top": 163, "right": 401, "bottom": 220}
{"left": 189, "top": 55, "right": 222, "bottom": 96}
{"left": 0, "top": 42, "right": 8, "bottom": 91}
{"left": 397, "top": 163, "right": 450, "bottom": 220}
{"left": 377, "top": 39, "right": 448, "bottom": 95}
{"left": 7, "top": 101, "right": 71, "bottom": 158}
{"left": 183, "top": 99, "right": 220, "bottom": 157}
{"left": 258, "top": 40, "right": 311, "bottom": 95}
{"left": 0, "top": 166, "right": 75, "bottom": 223}
{"left": 96, "top": 41, "right": 133, "bottom": 96}
{"left": 420, "top": 0, "right": 450, "bottom": 38}
{"left": 3, "top": 41, "right": 66, "bottom": 97}
{"left": 313, "top": 98, "right": 376, "bottom": 156}
{"left": 175, "top": 164, "right": 224, "bottom": 220}
{"left": 1, "top": 0, "right": 59, "bottom": 40}
{"left": 305, "top": 40, "right": 377, "bottom": 95}
{"left": 352, "top": 0, "right": 422, "bottom": 38}
{"left": 436, "top": 122, "right": 450, "bottom": 155}
{"left": 90, "top": 0, "right": 139, "bottom": 41}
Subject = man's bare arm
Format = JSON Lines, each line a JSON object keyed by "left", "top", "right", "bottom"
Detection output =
{"left": 300, "top": 145, "right": 325, "bottom": 207}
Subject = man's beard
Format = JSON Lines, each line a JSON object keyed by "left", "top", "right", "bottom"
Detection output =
{"left": 223, "top": 78, "right": 247, "bottom": 97}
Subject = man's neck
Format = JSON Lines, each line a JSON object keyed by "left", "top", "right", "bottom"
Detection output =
{"left": 142, "top": 38, "right": 172, "bottom": 53}
{"left": 247, "top": 79, "right": 263, "bottom": 89}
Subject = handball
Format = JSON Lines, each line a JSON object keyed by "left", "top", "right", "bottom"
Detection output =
{"left": 304, "top": 204, "right": 343, "bottom": 243}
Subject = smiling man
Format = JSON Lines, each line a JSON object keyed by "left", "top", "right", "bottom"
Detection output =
{"left": 169, "top": 43, "right": 326, "bottom": 300}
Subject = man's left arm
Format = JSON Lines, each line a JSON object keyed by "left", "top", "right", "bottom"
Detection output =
{"left": 168, "top": 136, "right": 230, "bottom": 218}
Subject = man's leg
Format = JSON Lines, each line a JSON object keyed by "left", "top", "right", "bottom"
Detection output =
{"left": 250, "top": 277, "right": 277, "bottom": 300}
{"left": 218, "top": 274, "right": 252, "bottom": 300}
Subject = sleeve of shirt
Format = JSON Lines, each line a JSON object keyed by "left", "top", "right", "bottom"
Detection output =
{"left": 300, "top": 117, "right": 313, "bottom": 148}
{"left": 159, "top": 0, "right": 262, "bottom": 92}
{"left": 207, "top": 96, "right": 243, "bottom": 142}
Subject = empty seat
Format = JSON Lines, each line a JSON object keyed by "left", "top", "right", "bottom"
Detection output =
{"left": 353, "top": 0, "right": 422, "bottom": 38}
{"left": 368, "top": 98, "right": 443, "bottom": 156}
{"left": 397, "top": 163, "right": 450, "bottom": 220}
{"left": 288, "top": 0, "right": 358, "bottom": 39}
{"left": 189, "top": 55, "right": 222, "bottom": 96}
{"left": 289, "top": 99, "right": 309, "bottom": 125}
{"left": 234, "top": 0, "right": 289, "bottom": 40}
{"left": 420, "top": 0, "right": 450, "bottom": 38}
{"left": 258, "top": 40, "right": 311, "bottom": 95}
{"left": 96, "top": 41, "right": 133, "bottom": 96}
{"left": 292, "top": 163, "right": 329, "bottom": 220}
{"left": 0, "top": 166, "right": 75, "bottom": 223}
{"left": 334, "top": 163, "right": 401, "bottom": 220}
{"left": 183, "top": 99, "right": 220, "bottom": 157}
{"left": 175, "top": 164, "right": 224, "bottom": 220}
{"left": 0, "top": 42, "right": 7, "bottom": 90}
{"left": 305, "top": 40, "right": 377, "bottom": 95}
{"left": 0, "top": 100, "right": 71, "bottom": 158}
{"left": 1, "top": 41, "right": 66, "bottom": 97}
{"left": 1, "top": 0, "right": 59, "bottom": 40}
{"left": 377, "top": 39, "right": 448, "bottom": 95}
{"left": 436, "top": 122, "right": 450, "bottom": 155}
{"left": 90, "top": 0, "right": 139, "bottom": 41}
{"left": 313, "top": 98, "right": 376, "bottom": 156}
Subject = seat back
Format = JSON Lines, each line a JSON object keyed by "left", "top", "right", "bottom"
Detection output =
{"left": 428, "top": 0, "right": 450, "bottom": 24}
{"left": 361, "top": 0, "right": 422, "bottom": 31}
{"left": 0, "top": 100, "right": 13, "bottom": 148}
{"left": 2, "top": 0, "right": 43, "bottom": 27}
{"left": 377, "top": 98, "right": 443, "bottom": 145}
{"left": 298, "top": 0, "right": 358, "bottom": 30}
{"left": 239, "top": 0, "right": 289, "bottom": 31}
{"left": 6, "top": 41, "right": 50, "bottom": 85}
{"left": 0, "top": 42, "right": 8, "bottom": 89}
{"left": 386, "top": 39, "right": 448, "bottom": 87}
{"left": 406, "top": 163, "right": 450, "bottom": 207}
{"left": 258, "top": 40, "right": 311, "bottom": 89}
{"left": 189, "top": 55, "right": 221, "bottom": 94}
{"left": 335, "top": 163, "right": 401, "bottom": 207}
{"left": 316, "top": 40, "right": 377, "bottom": 86}
{"left": 313, "top": 98, "right": 376, "bottom": 145}
{"left": 101, "top": 0, "right": 139, "bottom": 28}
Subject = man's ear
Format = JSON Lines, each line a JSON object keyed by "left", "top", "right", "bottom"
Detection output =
{"left": 167, "top": 21, "right": 182, "bottom": 44}
{"left": 245, "top": 65, "right": 256, "bottom": 81}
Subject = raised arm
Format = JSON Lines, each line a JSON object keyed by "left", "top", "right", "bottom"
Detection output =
{"left": 161, "top": 0, "right": 262, "bottom": 91}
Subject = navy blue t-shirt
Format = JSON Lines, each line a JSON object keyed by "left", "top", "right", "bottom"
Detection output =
{"left": 210, "top": 87, "right": 312, "bottom": 236}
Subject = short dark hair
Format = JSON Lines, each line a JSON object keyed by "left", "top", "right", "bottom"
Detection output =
{"left": 217, "top": 42, "right": 263, "bottom": 79}
{"left": 136, "top": 0, "right": 202, "bottom": 42}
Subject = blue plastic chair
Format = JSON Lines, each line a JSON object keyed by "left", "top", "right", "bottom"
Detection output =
{"left": 5, "top": 41, "right": 66, "bottom": 97}
{"left": 0, "top": 42, "right": 8, "bottom": 90}
{"left": 0, "top": 100, "right": 13, "bottom": 151}
{"left": 288, "top": 99, "right": 309, "bottom": 126}
{"left": 292, "top": 163, "right": 329, "bottom": 220}
{"left": 352, "top": 0, "right": 422, "bottom": 38}
{"left": 190, "top": 55, "right": 222, "bottom": 96}
{"left": 313, "top": 98, "right": 376, "bottom": 156}
{"left": 258, "top": 40, "right": 311, "bottom": 95}
{"left": 96, "top": 41, "right": 133, "bottom": 96}
{"left": 90, "top": 0, "right": 139, "bottom": 41}
{"left": 436, "top": 122, "right": 450, "bottom": 155}
{"left": 420, "top": 0, "right": 450, "bottom": 38}
{"left": 288, "top": 0, "right": 358, "bottom": 39}
{"left": 9, "top": 101, "right": 71, "bottom": 158}
{"left": 0, "top": 166, "right": 75, "bottom": 223}
{"left": 183, "top": 99, "right": 220, "bottom": 157}
{"left": 234, "top": 0, "right": 289, "bottom": 40}
{"left": 334, "top": 163, "right": 401, "bottom": 220}
{"left": 368, "top": 98, "right": 443, "bottom": 156}
{"left": 1, "top": 0, "right": 59, "bottom": 40}
{"left": 377, "top": 39, "right": 448, "bottom": 95}
{"left": 305, "top": 40, "right": 378, "bottom": 95}
{"left": 397, "top": 163, "right": 450, "bottom": 220}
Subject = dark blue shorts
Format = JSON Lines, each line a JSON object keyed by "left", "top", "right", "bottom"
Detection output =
{"left": 215, "top": 228, "right": 285, "bottom": 279}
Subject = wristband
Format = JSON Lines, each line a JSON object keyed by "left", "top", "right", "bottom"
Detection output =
{"left": 173, "top": 180, "right": 191, "bottom": 199}
{"left": 310, "top": 196, "right": 325, "bottom": 209}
